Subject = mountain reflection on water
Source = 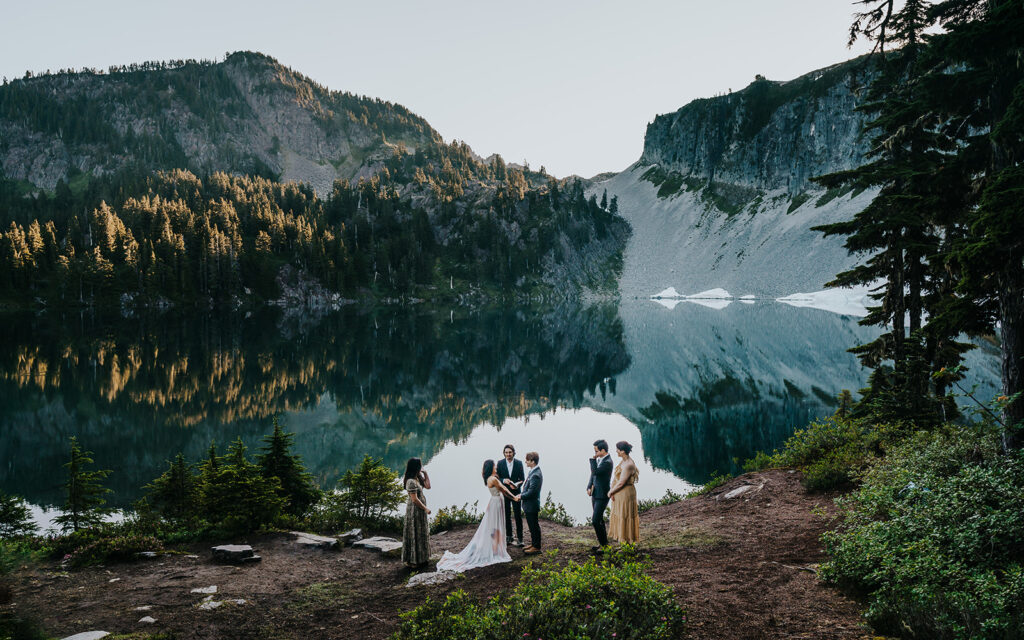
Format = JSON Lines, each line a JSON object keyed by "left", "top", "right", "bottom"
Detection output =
{"left": 0, "top": 304, "right": 629, "bottom": 508}
{"left": 0, "top": 300, "right": 1000, "bottom": 512}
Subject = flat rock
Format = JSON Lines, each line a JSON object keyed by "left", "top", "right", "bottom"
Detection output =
{"left": 406, "top": 571, "right": 457, "bottom": 588}
{"left": 191, "top": 585, "right": 217, "bottom": 594}
{"left": 137, "top": 551, "right": 159, "bottom": 559}
{"left": 211, "top": 544, "right": 255, "bottom": 563}
{"left": 353, "top": 536, "right": 403, "bottom": 557}
{"left": 338, "top": 528, "right": 363, "bottom": 546}
{"left": 138, "top": 616, "right": 157, "bottom": 624}
{"left": 133, "top": 606, "right": 152, "bottom": 612}
{"left": 721, "top": 483, "right": 764, "bottom": 500}
{"left": 60, "top": 633, "right": 110, "bottom": 640}
{"left": 290, "top": 531, "right": 338, "bottom": 549}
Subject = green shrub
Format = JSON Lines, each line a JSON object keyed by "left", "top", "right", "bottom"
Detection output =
{"left": 538, "top": 492, "right": 576, "bottom": 526}
{"left": 689, "top": 472, "right": 732, "bottom": 496}
{"left": 336, "top": 455, "right": 404, "bottom": 528}
{"left": 394, "top": 548, "right": 684, "bottom": 639}
{"left": 65, "top": 532, "right": 163, "bottom": 568}
{"left": 303, "top": 490, "right": 352, "bottom": 533}
{"left": 822, "top": 424, "right": 1024, "bottom": 638}
{"left": 0, "top": 539, "right": 42, "bottom": 576}
{"left": 638, "top": 489, "right": 684, "bottom": 513}
{"left": 430, "top": 502, "right": 480, "bottom": 534}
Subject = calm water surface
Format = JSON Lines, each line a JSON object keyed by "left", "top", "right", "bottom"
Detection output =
{"left": 1, "top": 300, "right": 997, "bottom": 526}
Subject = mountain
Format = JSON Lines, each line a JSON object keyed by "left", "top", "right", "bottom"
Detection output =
{"left": 0, "top": 51, "right": 440, "bottom": 195}
{"left": 589, "top": 57, "right": 879, "bottom": 297}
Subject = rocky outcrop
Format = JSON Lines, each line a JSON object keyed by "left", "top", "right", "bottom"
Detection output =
{"left": 588, "top": 56, "right": 881, "bottom": 297}
{"left": 641, "top": 57, "right": 875, "bottom": 195}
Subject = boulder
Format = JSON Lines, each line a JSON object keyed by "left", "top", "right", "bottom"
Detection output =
{"left": 60, "top": 633, "right": 110, "bottom": 640}
{"left": 211, "top": 544, "right": 261, "bottom": 563}
{"left": 137, "top": 551, "right": 160, "bottom": 559}
{"left": 406, "top": 571, "right": 457, "bottom": 588}
{"left": 138, "top": 616, "right": 157, "bottom": 624}
{"left": 191, "top": 585, "right": 217, "bottom": 594}
{"left": 290, "top": 531, "right": 339, "bottom": 550}
{"left": 352, "top": 536, "right": 403, "bottom": 557}
{"left": 338, "top": 528, "right": 363, "bottom": 546}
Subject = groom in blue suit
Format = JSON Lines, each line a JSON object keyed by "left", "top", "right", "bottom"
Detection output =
{"left": 520, "top": 451, "right": 543, "bottom": 554}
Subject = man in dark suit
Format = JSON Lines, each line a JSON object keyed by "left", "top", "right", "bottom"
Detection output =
{"left": 497, "top": 443, "right": 525, "bottom": 546}
{"left": 520, "top": 451, "right": 543, "bottom": 554}
{"left": 587, "top": 439, "right": 613, "bottom": 551}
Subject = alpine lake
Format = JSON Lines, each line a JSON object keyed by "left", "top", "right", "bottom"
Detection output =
{"left": 0, "top": 298, "right": 1001, "bottom": 527}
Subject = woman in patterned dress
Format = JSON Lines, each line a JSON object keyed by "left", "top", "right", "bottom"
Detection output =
{"left": 402, "top": 457, "right": 431, "bottom": 567}
{"left": 608, "top": 441, "right": 640, "bottom": 544}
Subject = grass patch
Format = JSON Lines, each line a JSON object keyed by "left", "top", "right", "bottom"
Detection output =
{"left": 642, "top": 527, "right": 724, "bottom": 550}
{"left": 288, "top": 580, "right": 356, "bottom": 612}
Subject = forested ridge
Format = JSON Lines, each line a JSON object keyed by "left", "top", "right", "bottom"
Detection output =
{"left": 0, "top": 52, "right": 628, "bottom": 306}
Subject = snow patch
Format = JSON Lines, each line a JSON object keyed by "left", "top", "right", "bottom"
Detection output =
{"left": 686, "top": 288, "right": 732, "bottom": 299}
{"left": 776, "top": 286, "right": 872, "bottom": 317}
{"left": 653, "top": 298, "right": 682, "bottom": 310}
{"left": 652, "top": 287, "right": 683, "bottom": 299}
{"left": 686, "top": 298, "right": 732, "bottom": 310}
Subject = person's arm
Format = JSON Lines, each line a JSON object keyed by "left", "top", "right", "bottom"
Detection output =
{"left": 419, "top": 470, "right": 431, "bottom": 490}
{"left": 608, "top": 472, "right": 626, "bottom": 498}
{"left": 491, "top": 476, "right": 520, "bottom": 500}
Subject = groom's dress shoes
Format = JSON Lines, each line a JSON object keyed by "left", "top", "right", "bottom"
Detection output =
{"left": 524, "top": 546, "right": 540, "bottom": 554}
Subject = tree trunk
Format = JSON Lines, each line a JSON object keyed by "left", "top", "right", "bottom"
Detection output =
{"left": 1000, "top": 272, "right": 1024, "bottom": 450}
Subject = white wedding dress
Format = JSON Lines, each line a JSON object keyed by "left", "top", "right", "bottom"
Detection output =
{"left": 436, "top": 483, "right": 512, "bottom": 572}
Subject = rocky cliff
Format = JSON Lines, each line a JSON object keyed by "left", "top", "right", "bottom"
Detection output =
{"left": 590, "top": 56, "right": 881, "bottom": 297}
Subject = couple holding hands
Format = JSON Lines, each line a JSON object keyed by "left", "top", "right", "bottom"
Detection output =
{"left": 402, "top": 439, "right": 639, "bottom": 571}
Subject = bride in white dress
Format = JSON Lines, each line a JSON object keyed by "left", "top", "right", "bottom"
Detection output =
{"left": 436, "top": 460, "right": 519, "bottom": 572}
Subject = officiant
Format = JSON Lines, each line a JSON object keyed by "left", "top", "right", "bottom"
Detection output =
{"left": 497, "top": 444, "right": 525, "bottom": 547}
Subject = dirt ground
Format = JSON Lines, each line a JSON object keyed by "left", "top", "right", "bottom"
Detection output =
{"left": 5, "top": 470, "right": 872, "bottom": 639}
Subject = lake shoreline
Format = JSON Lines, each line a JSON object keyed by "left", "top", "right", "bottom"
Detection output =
{"left": 5, "top": 470, "right": 870, "bottom": 639}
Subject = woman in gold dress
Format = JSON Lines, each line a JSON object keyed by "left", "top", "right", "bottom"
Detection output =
{"left": 608, "top": 441, "right": 640, "bottom": 544}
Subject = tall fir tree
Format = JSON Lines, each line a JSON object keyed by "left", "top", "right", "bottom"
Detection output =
{"left": 257, "top": 418, "right": 321, "bottom": 517}
{"left": 144, "top": 452, "right": 199, "bottom": 522}
{"left": 53, "top": 437, "right": 112, "bottom": 532}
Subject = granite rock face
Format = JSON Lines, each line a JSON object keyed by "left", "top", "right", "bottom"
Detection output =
{"left": 640, "top": 58, "right": 875, "bottom": 195}
{"left": 588, "top": 56, "right": 881, "bottom": 297}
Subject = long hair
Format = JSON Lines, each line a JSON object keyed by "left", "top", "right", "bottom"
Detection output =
{"left": 403, "top": 458, "right": 422, "bottom": 485}
{"left": 481, "top": 459, "right": 495, "bottom": 485}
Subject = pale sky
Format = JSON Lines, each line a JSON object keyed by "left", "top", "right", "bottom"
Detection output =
{"left": 1, "top": 1, "right": 872, "bottom": 178}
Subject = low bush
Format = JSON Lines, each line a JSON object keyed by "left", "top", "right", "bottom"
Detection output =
{"left": 822, "top": 424, "right": 1024, "bottom": 638}
{"left": 638, "top": 488, "right": 684, "bottom": 513}
{"left": 744, "top": 417, "right": 911, "bottom": 491}
{"left": 430, "top": 502, "right": 480, "bottom": 534}
{"left": 538, "top": 492, "right": 575, "bottom": 527}
{"left": 688, "top": 472, "right": 732, "bottom": 496}
{"left": 64, "top": 532, "right": 163, "bottom": 568}
{"left": 394, "top": 547, "right": 684, "bottom": 639}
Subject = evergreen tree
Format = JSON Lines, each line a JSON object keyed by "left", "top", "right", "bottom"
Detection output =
{"left": 144, "top": 453, "right": 199, "bottom": 522}
{"left": 336, "top": 455, "right": 403, "bottom": 524}
{"left": 53, "top": 437, "right": 112, "bottom": 532}
{"left": 202, "top": 438, "right": 284, "bottom": 532}
{"left": 257, "top": 418, "right": 321, "bottom": 517}
{"left": 0, "top": 491, "right": 36, "bottom": 538}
